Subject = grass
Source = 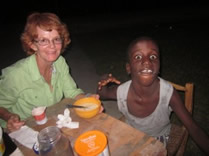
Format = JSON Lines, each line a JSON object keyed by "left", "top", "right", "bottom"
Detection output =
{"left": 70, "top": 19, "right": 209, "bottom": 155}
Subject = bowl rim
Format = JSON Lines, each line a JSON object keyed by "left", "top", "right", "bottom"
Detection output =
{"left": 74, "top": 97, "right": 101, "bottom": 107}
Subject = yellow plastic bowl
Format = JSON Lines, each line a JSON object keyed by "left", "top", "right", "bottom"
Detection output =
{"left": 73, "top": 97, "right": 101, "bottom": 118}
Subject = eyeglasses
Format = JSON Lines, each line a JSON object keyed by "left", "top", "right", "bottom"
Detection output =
{"left": 34, "top": 37, "right": 62, "bottom": 46}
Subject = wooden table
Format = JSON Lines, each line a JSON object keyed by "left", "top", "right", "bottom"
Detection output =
{"left": 18, "top": 98, "right": 167, "bottom": 156}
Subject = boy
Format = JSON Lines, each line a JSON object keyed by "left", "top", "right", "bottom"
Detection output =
{"left": 97, "top": 36, "right": 209, "bottom": 154}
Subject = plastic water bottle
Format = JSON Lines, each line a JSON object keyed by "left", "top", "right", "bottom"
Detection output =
{"left": 38, "top": 126, "right": 74, "bottom": 156}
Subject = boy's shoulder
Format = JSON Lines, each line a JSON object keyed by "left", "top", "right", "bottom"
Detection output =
{"left": 118, "top": 80, "right": 132, "bottom": 92}
{"left": 120, "top": 80, "right": 131, "bottom": 86}
{"left": 158, "top": 77, "right": 172, "bottom": 86}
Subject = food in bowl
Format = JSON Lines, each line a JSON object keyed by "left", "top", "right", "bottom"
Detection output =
{"left": 73, "top": 97, "right": 101, "bottom": 118}
{"left": 76, "top": 103, "right": 99, "bottom": 111}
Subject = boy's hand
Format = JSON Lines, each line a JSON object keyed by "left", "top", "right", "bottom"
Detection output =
{"left": 98, "top": 73, "right": 121, "bottom": 90}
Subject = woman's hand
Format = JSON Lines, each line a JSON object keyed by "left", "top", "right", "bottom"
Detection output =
{"left": 7, "top": 114, "right": 25, "bottom": 133}
{"left": 98, "top": 73, "right": 121, "bottom": 90}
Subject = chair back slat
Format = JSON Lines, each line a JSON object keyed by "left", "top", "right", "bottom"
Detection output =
{"left": 169, "top": 82, "right": 194, "bottom": 114}
{"left": 185, "top": 83, "right": 194, "bottom": 114}
{"left": 169, "top": 82, "right": 186, "bottom": 91}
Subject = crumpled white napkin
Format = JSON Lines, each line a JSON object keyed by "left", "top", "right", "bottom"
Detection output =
{"left": 56, "top": 108, "right": 79, "bottom": 129}
{"left": 9, "top": 125, "right": 39, "bottom": 149}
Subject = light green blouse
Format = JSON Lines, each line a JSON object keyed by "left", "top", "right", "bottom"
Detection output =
{"left": 0, "top": 54, "right": 83, "bottom": 128}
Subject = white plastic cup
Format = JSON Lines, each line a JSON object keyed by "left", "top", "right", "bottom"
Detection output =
{"left": 32, "top": 107, "right": 48, "bottom": 125}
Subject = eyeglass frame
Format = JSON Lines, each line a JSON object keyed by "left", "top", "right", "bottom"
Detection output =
{"left": 34, "top": 37, "right": 63, "bottom": 46}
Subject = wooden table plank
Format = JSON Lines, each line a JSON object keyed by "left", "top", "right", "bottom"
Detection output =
{"left": 18, "top": 98, "right": 167, "bottom": 156}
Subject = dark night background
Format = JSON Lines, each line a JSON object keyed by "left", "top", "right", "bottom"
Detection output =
{"left": 1, "top": 1, "right": 208, "bottom": 23}
{"left": 1, "top": 1, "right": 209, "bottom": 155}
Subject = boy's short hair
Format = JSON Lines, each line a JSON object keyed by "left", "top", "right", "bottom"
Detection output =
{"left": 126, "top": 36, "right": 159, "bottom": 62}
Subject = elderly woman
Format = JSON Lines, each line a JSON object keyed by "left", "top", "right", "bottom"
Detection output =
{"left": 0, "top": 12, "right": 95, "bottom": 132}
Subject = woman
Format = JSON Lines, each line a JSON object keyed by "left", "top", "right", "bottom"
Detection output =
{"left": 0, "top": 12, "right": 95, "bottom": 132}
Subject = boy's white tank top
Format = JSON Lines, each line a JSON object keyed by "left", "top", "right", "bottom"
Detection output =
{"left": 117, "top": 77, "right": 173, "bottom": 138}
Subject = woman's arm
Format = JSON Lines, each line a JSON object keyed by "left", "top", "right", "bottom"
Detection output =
{"left": 0, "top": 107, "right": 25, "bottom": 132}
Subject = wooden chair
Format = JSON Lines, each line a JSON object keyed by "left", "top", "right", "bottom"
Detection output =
{"left": 166, "top": 82, "right": 194, "bottom": 156}
{"left": 119, "top": 82, "right": 194, "bottom": 156}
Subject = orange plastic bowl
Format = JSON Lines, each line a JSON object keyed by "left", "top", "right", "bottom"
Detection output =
{"left": 73, "top": 97, "right": 101, "bottom": 118}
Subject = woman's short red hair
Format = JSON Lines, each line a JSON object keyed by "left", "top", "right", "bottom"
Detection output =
{"left": 21, "top": 12, "right": 71, "bottom": 55}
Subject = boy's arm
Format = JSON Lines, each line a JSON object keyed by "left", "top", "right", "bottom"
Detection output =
{"left": 170, "top": 90, "right": 209, "bottom": 154}
{"left": 97, "top": 74, "right": 120, "bottom": 100}
{"left": 97, "top": 84, "right": 118, "bottom": 100}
